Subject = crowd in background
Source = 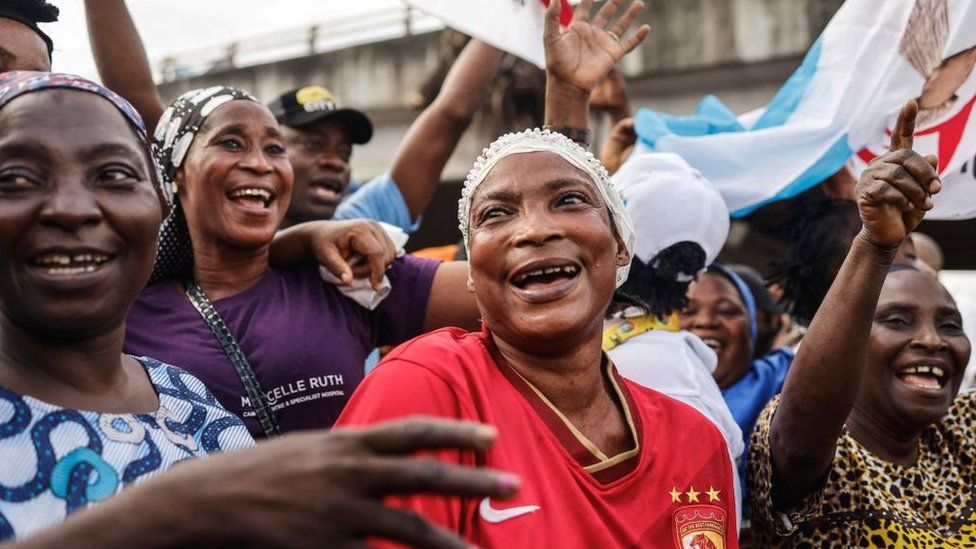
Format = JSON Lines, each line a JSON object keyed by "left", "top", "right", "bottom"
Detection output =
{"left": 0, "top": 0, "right": 973, "bottom": 547}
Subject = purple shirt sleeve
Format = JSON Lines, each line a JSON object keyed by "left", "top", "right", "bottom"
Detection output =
{"left": 372, "top": 254, "right": 441, "bottom": 346}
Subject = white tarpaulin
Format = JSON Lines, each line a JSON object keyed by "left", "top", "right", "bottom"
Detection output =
{"left": 401, "top": 0, "right": 572, "bottom": 68}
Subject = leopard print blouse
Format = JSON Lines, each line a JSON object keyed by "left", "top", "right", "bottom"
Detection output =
{"left": 748, "top": 391, "right": 976, "bottom": 547}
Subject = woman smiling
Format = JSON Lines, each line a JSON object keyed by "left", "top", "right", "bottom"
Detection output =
{"left": 123, "top": 84, "right": 478, "bottom": 438}
{"left": 338, "top": 2, "right": 738, "bottom": 547}
{"left": 0, "top": 71, "right": 520, "bottom": 548}
{"left": 747, "top": 101, "right": 975, "bottom": 546}
{"left": 0, "top": 71, "right": 245, "bottom": 540}
{"left": 680, "top": 265, "right": 793, "bottom": 451}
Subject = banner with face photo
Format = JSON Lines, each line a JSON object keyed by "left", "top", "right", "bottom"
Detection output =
{"left": 629, "top": 0, "right": 976, "bottom": 220}
{"left": 847, "top": 1, "right": 976, "bottom": 220}
{"left": 402, "top": 0, "right": 573, "bottom": 68}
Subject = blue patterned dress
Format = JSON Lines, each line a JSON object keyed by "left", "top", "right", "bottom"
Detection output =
{"left": 0, "top": 357, "right": 254, "bottom": 541}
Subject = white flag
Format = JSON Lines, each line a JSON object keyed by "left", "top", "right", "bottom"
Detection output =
{"left": 402, "top": 0, "right": 572, "bottom": 68}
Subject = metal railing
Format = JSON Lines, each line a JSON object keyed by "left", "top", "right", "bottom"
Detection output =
{"left": 157, "top": 5, "right": 443, "bottom": 82}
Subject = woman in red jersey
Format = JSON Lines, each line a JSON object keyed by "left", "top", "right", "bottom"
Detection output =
{"left": 337, "top": 2, "right": 738, "bottom": 547}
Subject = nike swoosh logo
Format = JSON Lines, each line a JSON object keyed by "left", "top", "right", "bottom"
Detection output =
{"left": 479, "top": 497, "right": 540, "bottom": 523}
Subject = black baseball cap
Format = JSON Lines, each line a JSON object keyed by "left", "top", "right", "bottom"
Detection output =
{"left": 267, "top": 85, "right": 373, "bottom": 144}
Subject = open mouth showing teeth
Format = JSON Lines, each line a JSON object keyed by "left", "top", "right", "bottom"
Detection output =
{"left": 511, "top": 264, "right": 580, "bottom": 290}
{"left": 227, "top": 187, "right": 274, "bottom": 208}
{"left": 310, "top": 180, "right": 342, "bottom": 203}
{"left": 701, "top": 338, "right": 724, "bottom": 352}
{"left": 896, "top": 364, "right": 949, "bottom": 390}
{"left": 31, "top": 253, "right": 113, "bottom": 275}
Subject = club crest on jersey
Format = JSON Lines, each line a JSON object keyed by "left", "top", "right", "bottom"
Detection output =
{"left": 672, "top": 505, "right": 727, "bottom": 549}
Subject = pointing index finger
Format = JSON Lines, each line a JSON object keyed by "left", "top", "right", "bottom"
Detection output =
{"left": 544, "top": 0, "right": 562, "bottom": 40}
{"left": 890, "top": 99, "right": 918, "bottom": 152}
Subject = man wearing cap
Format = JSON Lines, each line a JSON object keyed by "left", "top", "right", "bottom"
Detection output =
{"left": 0, "top": 0, "right": 58, "bottom": 72}
{"left": 267, "top": 85, "right": 377, "bottom": 225}
{"left": 269, "top": 39, "right": 504, "bottom": 231}
{"left": 82, "top": 1, "right": 505, "bottom": 232}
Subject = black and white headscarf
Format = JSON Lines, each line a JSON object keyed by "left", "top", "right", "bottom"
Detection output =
{"left": 149, "top": 86, "right": 258, "bottom": 284}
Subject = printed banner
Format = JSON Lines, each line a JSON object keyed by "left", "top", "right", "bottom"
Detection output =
{"left": 631, "top": 0, "right": 976, "bottom": 220}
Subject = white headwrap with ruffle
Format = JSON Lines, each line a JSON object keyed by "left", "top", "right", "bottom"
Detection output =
{"left": 458, "top": 128, "right": 635, "bottom": 287}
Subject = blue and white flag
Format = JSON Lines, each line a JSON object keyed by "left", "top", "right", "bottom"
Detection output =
{"left": 633, "top": 0, "right": 976, "bottom": 220}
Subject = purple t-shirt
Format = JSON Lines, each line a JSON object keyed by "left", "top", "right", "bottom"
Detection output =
{"left": 124, "top": 256, "right": 440, "bottom": 438}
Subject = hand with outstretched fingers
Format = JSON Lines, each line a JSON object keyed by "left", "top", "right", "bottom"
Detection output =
{"left": 167, "top": 418, "right": 517, "bottom": 548}
{"left": 13, "top": 418, "right": 518, "bottom": 549}
{"left": 544, "top": 0, "right": 651, "bottom": 94}
{"left": 855, "top": 100, "right": 941, "bottom": 251}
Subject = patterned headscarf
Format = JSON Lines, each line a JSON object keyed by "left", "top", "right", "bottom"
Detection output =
{"left": 458, "top": 128, "right": 635, "bottom": 288}
{"left": 150, "top": 86, "right": 259, "bottom": 284}
{"left": 0, "top": 71, "right": 168, "bottom": 212}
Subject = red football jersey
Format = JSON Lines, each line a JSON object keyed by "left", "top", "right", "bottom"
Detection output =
{"left": 337, "top": 328, "right": 738, "bottom": 548}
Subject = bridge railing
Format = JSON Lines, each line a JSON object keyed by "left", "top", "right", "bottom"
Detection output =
{"left": 157, "top": 5, "right": 444, "bottom": 82}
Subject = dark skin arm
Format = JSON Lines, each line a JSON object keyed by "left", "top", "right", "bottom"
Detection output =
{"left": 269, "top": 219, "right": 397, "bottom": 290}
{"left": 85, "top": 0, "right": 166, "bottom": 134}
{"left": 6, "top": 418, "right": 518, "bottom": 548}
{"left": 391, "top": 39, "right": 504, "bottom": 220}
{"left": 768, "top": 100, "right": 942, "bottom": 505}
{"left": 543, "top": 0, "right": 650, "bottom": 132}
{"left": 590, "top": 68, "right": 632, "bottom": 123}
{"left": 599, "top": 116, "right": 636, "bottom": 175}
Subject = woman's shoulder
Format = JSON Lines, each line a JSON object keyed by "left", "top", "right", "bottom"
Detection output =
{"left": 134, "top": 356, "right": 240, "bottom": 412}
{"left": 947, "top": 389, "right": 976, "bottom": 415}
{"left": 336, "top": 328, "right": 488, "bottom": 426}
{"left": 380, "top": 328, "right": 490, "bottom": 374}
{"left": 937, "top": 389, "right": 976, "bottom": 441}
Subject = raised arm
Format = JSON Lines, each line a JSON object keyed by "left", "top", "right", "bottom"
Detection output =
{"left": 543, "top": 0, "right": 650, "bottom": 135}
{"left": 390, "top": 39, "right": 504, "bottom": 220}
{"left": 590, "top": 68, "right": 632, "bottom": 123}
{"left": 84, "top": 0, "right": 165, "bottom": 133}
{"left": 420, "top": 0, "right": 650, "bottom": 334}
{"left": 768, "top": 101, "right": 941, "bottom": 505}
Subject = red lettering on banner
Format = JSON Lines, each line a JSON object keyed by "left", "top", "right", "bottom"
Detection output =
{"left": 856, "top": 93, "right": 976, "bottom": 175}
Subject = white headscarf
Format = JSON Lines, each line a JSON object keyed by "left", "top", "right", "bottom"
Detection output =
{"left": 458, "top": 128, "right": 635, "bottom": 287}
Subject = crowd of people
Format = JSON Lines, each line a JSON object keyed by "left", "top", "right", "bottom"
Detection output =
{"left": 0, "top": 0, "right": 972, "bottom": 547}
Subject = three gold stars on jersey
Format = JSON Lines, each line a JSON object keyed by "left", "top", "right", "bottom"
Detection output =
{"left": 669, "top": 485, "right": 721, "bottom": 503}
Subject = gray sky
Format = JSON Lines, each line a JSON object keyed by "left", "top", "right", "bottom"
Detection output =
{"left": 46, "top": 0, "right": 404, "bottom": 79}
